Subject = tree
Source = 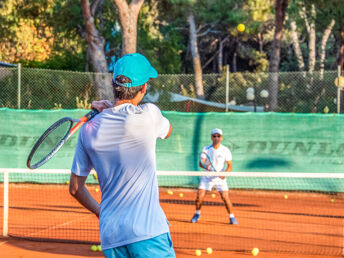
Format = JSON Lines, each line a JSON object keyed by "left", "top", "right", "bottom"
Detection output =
{"left": 114, "top": 0, "right": 144, "bottom": 55}
{"left": 168, "top": 0, "right": 208, "bottom": 99}
{"left": 187, "top": 11, "right": 204, "bottom": 98}
{"left": 288, "top": 0, "right": 336, "bottom": 80}
{"left": 81, "top": 0, "right": 113, "bottom": 100}
{"left": 0, "top": 0, "right": 55, "bottom": 63}
{"left": 268, "top": 0, "right": 289, "bottom": 111}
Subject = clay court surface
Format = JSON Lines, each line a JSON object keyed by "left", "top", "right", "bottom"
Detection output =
{"left": 0, "top": 184, "right": 343, "bottom": 257}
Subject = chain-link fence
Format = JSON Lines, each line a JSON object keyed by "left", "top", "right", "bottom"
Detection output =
{"left": 0, "top": 66, "right": 341, "bottom": 113}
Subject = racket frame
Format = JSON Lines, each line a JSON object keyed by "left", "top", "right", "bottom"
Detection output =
{"left": 27, "top": 109, "right": 99, "bottom": 169}
{"left": 200, "top": 151, "right": 217, "bottom": 172}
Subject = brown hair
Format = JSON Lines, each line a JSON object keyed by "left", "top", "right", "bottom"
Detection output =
{"left": 112, "top": 75, "right": 144, "bottom": 100}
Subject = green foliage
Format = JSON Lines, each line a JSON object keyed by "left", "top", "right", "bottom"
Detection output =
{"left": 21, "top": 52, "right": 86, "bottom": 71}
{"left": 0, "top": 0, "right": 342, "bottom": 78}
{"left": 137, "top": 1, "right": 184, "bottom": 73}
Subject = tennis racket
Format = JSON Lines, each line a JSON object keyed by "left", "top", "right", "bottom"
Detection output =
{"left": 200, "top": 151, "right": 217, "bottom": 172}
{"left": 27, "top": 109, "right": 99, "bottom": 169}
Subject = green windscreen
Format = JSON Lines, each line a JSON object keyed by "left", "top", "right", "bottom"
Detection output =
{"left": 1, "top": 108, "right": 344, "bottom": 172}
{"left": 1, "top": 108, "right": 344, "bottom": 191}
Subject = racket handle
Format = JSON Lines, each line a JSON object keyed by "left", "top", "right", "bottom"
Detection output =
{"left": 85, "top": 109, "right": 99, "bottom": 120}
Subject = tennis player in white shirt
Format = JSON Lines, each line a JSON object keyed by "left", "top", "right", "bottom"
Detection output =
{"left": 191, "top": 128, "right": 238, "bottom": 225}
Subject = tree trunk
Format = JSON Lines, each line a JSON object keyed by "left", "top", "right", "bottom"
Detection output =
{"left": 187, "top": 12, "right": 204, "bottom": 99}
{"left": 114, "top": 0, "right": 144, "bottom": 56}
{"left": 320, "top": 19, "right": 335, "bottom": 79}
{"left": 308, "top": 5, "right": 316, "bottom": 73}
{"left": 81, "top": 0, "right": 113, "bottom": 101}
{"left": 299, "top": 4, "right": 316, "bottom": 73}
{"left": 338, "top": 31, "right": 344, "bottom": 72}
{"left": 218, "top": 37, "right": 223, "bottom": 73}
{"left": 232, "top": 39, "right": 238, "bottom": 73}
{"left": 257, "top": 33, "right": 263, "bottom": 53}
{"left": 290, "top": 19, "right": 305, "bottom": 71}
{"left": 268, "top": 0, "right": 288, "bottom": 111}
{"left": 232, "top": 51, "right": 237, "bottom": 73}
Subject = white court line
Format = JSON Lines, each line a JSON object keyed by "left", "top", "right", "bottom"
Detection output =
{"left": 0, "top": 241, "right": 8, "bottom": 246}
{"left": 24, "top": 213, "right": 94, "bottom": 238}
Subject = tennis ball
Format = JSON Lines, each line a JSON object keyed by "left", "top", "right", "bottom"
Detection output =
{"left": 237, "top": 24, "right": 245, "bottom": 32}
{"left": 179, "top": 193, "right": 184, "bottom": 197}
{"left": 168, "top": 190, "right": 173, "bottom": 195}
{"left": 211, "top": 193, "right": 216, "bottom": 198}
{"left": 195, "top": 249, "right": 202, "bottom": 256}
{"left": 330, "top": 198, "right": 335, "bottom": 203}
{"left": 91, "top": 245, "right": 97, "bottom": 252}
{"left": 95, "top": 188, "right": 99, "bottom": 192}
{"left": 284, "top": 194, "right": 288, "bottom": 199}
{"left": 66, "top": 181, "right": 69, "bottom": 185}
{"left": 206, "top": 247, "right": 213, "bottom": 254}
{"left": 97, "top": 245, "right": 102, "bottom": 251}
{"left": 251, "top": 248, "right": 259, "bottom": 256}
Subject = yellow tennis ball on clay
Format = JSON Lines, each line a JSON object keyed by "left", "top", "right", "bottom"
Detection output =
{"left": 195, "top": 249, "right": 202, "bottom": 256}
{"left": 97, "top": 245, "right": 102, "bottom": 251}
{"left": 168, "top": 190, "right": 173, "bottom": 195}
{"left": 237, "top": 23, "right": 245, "bottom": 32}
{"left": 179, "top": 193, "right": 184, "bottom": 197}
{"left": 284, "top": 194, "right": 288, "bottom": 199}
{"left": 91, "top": 245, "right": 97, "bottom": 252}
{"left": 95, "top": 188, "right": 99, "bottom": 192}
{"left": 206, "top": 247, "right": 213, "bottom": 254}
{"left": 251, "top": 247, "right": 259, "bottom": 256}
{"left": 211, "top": 193, "right": 216, "bottom": 198}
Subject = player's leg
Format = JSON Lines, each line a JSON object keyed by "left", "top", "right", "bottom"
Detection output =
{"left": 191, "top": 177, "right": 211, "bottom": 223}
{"left": 216, "top": 179, "right": 238, "bottom": 225}
{"left": 196, "top": 189, "right": 206, "bottom": 210}
{"left": 219, "top": 191, "right": 238, "bottom": 224}
{"left": 191, "top": 189, "right": 206, "bottom": 223}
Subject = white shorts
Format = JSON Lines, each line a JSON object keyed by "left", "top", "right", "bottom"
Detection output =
{"left": 198, "top": 176, "right": 228, "bottom": 192}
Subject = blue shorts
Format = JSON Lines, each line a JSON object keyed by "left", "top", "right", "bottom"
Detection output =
{"left": 103, "top": 232, "right": 176, "bottom": 258}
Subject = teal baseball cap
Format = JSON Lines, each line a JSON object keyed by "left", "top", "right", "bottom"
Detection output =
{"left": 113, "top": 53, "right": 158, "bottom": 87}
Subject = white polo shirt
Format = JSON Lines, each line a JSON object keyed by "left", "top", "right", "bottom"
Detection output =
{"left": 200, "top": 144, "right": 232, "bottom": 179}
{"left": 71, "top": 103, "right": 170, "bottom": 250}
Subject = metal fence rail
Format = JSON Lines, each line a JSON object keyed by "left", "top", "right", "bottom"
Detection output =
{"left": 0, "top": 66, "right": 341, "bottom": 113}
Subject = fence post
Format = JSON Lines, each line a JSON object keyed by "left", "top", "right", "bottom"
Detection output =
{"left": 17, "top": 63, "right": 21, "bottom": 109}
{"left": 225, "top": 65, "right": 229, "bottom": 112}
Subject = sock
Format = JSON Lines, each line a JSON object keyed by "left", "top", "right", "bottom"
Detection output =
{"left": 229, "top": 213, "right": 235, "bottom": 218}
{"left": 195, "top": 210, "right": 201, "bottom": 215}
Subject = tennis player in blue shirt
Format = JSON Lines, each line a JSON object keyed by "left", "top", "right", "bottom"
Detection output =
{"left": 69, "top": 53, "right": 175, "bottom": 258}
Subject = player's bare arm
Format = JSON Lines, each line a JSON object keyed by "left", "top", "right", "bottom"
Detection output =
{"left": 220, "top": 160, "right": 232, "bottom": 179}
{"left": 69, "top": 173, "right": 100, "bottom": 218}
{"left": 225, "top": 160, "right": 232, "bottom": 172}
{"left": 165, "top": 123, "right": 173, "bottom": 139}
{"left": 91, "top": 100, "right": 113, "bottom": 112}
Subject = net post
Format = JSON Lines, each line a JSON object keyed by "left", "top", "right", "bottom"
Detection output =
{"left": 2, "top": 169, "right": 9, "bottom": 237}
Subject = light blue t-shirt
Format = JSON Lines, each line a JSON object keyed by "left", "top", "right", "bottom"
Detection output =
{"left": 71, "top": 103, "right": 171, "bottom": 250}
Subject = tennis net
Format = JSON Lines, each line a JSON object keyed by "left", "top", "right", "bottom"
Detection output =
{"left": 0, "top": 168, "right": 343, "bottom": 256}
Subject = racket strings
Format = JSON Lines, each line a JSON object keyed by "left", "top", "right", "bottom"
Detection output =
{"left": 30, "top": 120, "right": 72, "bottom": 166}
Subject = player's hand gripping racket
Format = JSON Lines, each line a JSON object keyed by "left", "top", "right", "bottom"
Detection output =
{"left": 27, "top": 109, "right": 99, "bottom": 169}
{"left": 200, "top": 152, "right": 217, "bottom": 172}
